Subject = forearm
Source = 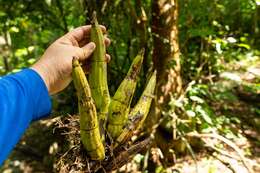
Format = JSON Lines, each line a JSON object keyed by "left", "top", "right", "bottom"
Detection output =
{"left": 0, "top": 69, "right": 51, "bottom": 165}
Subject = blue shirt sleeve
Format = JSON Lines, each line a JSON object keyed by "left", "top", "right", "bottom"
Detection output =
{"left": 0, "top": 69, "right": 52, "bottom": 165}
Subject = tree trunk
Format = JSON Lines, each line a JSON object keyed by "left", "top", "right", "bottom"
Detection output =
{"left": 146, "top": 0, "right": 183, "bottom": 165}
{"left": 152, "top": 0, "right": 182, "bottom": 107}
{"left": 148, "top": 0, "right": 182, "bottom": 126}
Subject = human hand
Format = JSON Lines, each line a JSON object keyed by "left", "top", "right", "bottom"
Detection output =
{"left": 31, "top": 25, "right": 110, "bottom": 95}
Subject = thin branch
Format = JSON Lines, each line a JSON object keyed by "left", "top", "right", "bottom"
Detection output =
{"left": 212, "top": 153, "right": 236, "bottom": 173}
{"left": 178, "top": 130, "right": 199, "bottom": 173}
{"left": 186, "top": 132, "right": 253, "bottom": 173}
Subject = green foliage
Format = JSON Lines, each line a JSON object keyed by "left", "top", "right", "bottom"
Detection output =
{"left": 0, "top": 0, "right": 259, "bottom": 112}
{"left": 166, "top": 81, "right": 247, "bottom": 138}
{"left": 243, "top": 83, "right": 260, "bottom": 94}
{"left": 180, "top": 0, "right": 259, "bottom": 80}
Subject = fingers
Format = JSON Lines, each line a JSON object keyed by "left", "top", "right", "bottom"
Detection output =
{"left": 105, "top": 37, "right": 111, "bottom": 47}
{"left": 79, "top": 35, "right": 111, "bottom": 47}
{"left": 82, "top": 53, "right": 111, "bottom": 74}
{"left": 105, "top": 54, "right": 111, "bottom": 62}
{"left": 99, "top": 25, "right": 107, "bottom": 33}
{"left": 64, "top": 25, "right": 107, "bottom": 44}
{"left": 64, "top": 25, "right": 91, "bottom": 43}
{"left": 76, "top": 42, "right": 96, "bottom": 61}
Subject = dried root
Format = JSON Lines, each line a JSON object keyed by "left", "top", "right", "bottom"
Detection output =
{"left": 55, "top": 115, "right": 151, "bottom": 172}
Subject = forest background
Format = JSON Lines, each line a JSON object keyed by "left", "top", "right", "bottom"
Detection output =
{"left": 0, "top": 0, "right": 259, "bottom": 172}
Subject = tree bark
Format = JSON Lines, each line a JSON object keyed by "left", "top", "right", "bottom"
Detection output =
{"left": 150, "top": 0, "right": 182, "bottom": 124}
{"left": 145, "top": 0, "right": 183, "bottom": 165}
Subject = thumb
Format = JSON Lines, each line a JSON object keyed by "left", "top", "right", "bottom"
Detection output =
{"left": 77, "top": 42, "right": 96, "bottom": 61}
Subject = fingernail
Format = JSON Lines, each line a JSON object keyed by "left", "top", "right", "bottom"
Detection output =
{"left": 88, "top": 42, "right": 96, "bottom": 50}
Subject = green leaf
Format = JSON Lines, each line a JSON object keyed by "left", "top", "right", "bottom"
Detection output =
{"left": 255, "top": 108, "right": 260, "bottom": 115}
{"left": 195, "top": 105, "right": 213, "bottom": 125}
{"left": 27, "top": 58, "right": 36, "bottom": 64}
{"left": 9, "top": 26, "right": 19, "bottom": 33}
{"left": 133, "top": 154, "right": 144, "bottom": 163}
{"left": 15, "top": 48, "right": 28, "bottom": 57}
{"left": 186, "top": 110, "right": 196, "bottom": 117}
{"left": 237, "top": 43, "right": 250, "bottom": 50}
{"left": 190, "top": 96, "right": 204, "bottom": 103}
{"left": 155, "top": 166, "right": 165, "bottom": 173}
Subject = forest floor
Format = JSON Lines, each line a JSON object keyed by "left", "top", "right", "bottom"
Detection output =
{"left": 1, "top": 54, "right": 260, "bottom": 173}
{"left": 171, "top": 56, "right": 260, "bottom": 173}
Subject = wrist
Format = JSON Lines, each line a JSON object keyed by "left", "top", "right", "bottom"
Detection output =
{"left": 30, "top": 62, "right": 52, "bottom": 93}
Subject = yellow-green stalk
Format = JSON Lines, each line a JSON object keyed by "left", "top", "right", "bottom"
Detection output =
{"left": 114, "top": 71, "right": 157, "bottom": 148}
{"left": 88, "top": 12, "right": 110, "bottom": 125}
{"left": 107, "top": 50, "right": 144, "bottom": 139}
{"left": 72, "top": 57, "right": 105, "bottom": 160}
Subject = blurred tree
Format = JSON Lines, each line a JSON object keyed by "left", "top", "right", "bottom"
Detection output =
{"left": 151, "top": 0, "right": 182, "bottom": 111}
{"left": 145, "top": 0, "right": 183, "bottom": 165}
